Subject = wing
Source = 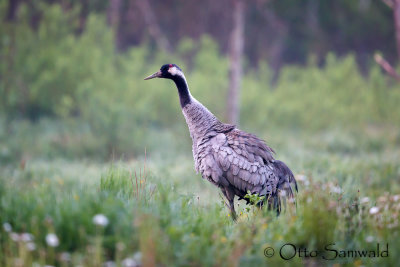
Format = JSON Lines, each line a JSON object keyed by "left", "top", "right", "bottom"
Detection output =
{"left": 192, "top": 123, "right": 235, "bottom": 174}
{"left": 226, "top": 129, "right": 275, "bottom": 164}
{"left": 223, "top": 129, "right": 278, "bottom": 196}
{"left": 198, "top": 128, "right": 279, "bottom": 197}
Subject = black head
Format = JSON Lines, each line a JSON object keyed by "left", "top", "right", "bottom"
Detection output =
{"left": 144, "top": 64, "right": 183, "bottom": 80}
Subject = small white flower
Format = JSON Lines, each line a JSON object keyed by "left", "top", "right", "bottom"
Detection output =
{"left": 365, "top": 236, "right": 374, "bottom": 243}
{"left": 393, "top": 195, "right": 400, "bottom": 202}
{"left": 93, "top": 214, "right": 109, "bottom": 227}
{"left": 330, "top": 186, "right": 342, "bottom": 194}
{"left": 10, "top": 232, "right": 20, "bottom": 242}
{"left": 26, "top": 242, "right": 36, "bottom": 251}
{"left": 46, "top": 233, "right": 59, "bottom": 247}
{"left": 360, "top": 197, "right": 370, "bottom": 204}
{"left": 122, "top": 258, "right": 137, "bottom": 267}
{"left": 21, "top": 233, "right": 34, "bottom": 242}
{"left": 3, "top": 222, "right": 12, "bottom": 232}
{"left": 369, "top": 206, "right": 379, "bottom": 215}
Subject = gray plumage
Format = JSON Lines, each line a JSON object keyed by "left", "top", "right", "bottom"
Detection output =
{"left": 182, "top": 99, "right": 297, "bottom": 218}
{"left": 144, "top": 63, "right": 298, "bottom": 219}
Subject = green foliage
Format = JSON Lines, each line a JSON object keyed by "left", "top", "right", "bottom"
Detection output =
{"left": 1, "top": 126, "right": 399, "bottom": 266}
{"left": 1, "top": 2, "right": 400, "bottom": 160}
{"left": 244, "top": 191, "right": 265, "bottom": 205}
{"left": 100, "top": 161, "right": 155, "bottom": 203}
{"left": 0, "top": 3, "right": 81, "bottom": 118}
{"left": 242, "top": 53, "right": 400, "bottom": 131}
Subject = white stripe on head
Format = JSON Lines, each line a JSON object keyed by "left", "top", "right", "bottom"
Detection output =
{"left": 168, "top": 66, "right": 184, "bottom": 77}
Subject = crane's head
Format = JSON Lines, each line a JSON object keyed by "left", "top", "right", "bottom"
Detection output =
{"left": 144, "top": 64, "right": 184, "bottom": 81}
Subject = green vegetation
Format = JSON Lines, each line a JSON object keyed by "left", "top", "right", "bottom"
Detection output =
{"left": 1, "top": 2, "right": 400, "bottom": 266}
{"left": 1, "top": 128, "right": 399, "bottom": 266}
{"left": 1, "top": 4, "right": 400, "bottom": 161}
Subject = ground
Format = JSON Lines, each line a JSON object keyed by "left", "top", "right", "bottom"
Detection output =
{"left": 1, "top": 123, "right": 399, "bottom": 266}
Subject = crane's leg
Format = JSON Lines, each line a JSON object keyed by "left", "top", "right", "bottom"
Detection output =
{"left": 221, "top": 188, "right": 237, "bottom": 221}
{"left": 267, "top": 194, "right": 281, "bottom": 216}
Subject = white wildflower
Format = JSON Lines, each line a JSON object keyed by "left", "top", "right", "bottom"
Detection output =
{"left": 360, "top": 197, "right": 370, "bottom": 204}
{"left": 330, "top": 186, "right": 342, "bottom": 194}
{"left": 26, "top": 242, "right": 36, "bottom": 251}
{"left": 366, "top": 236, "right": 377, "bottom": 245}
{"left": 93, "top": 214, "right": 109, "bottom": 227}
{"left": 21, "top": 233, "right": 34, "bottom": 242}
{"left": 393, "top": 195, "right": 400, "bottom": 202}
{"left": 10, "top": 232, "right": 20, "bottom": 242}
{"left": 46, "top": 233, "right": 59, "bottom": 247}
{"left": 3, "top": 222, "right": 12, "bottom": 232}
{"left": 369, "top": 206, "right": 379, "bottom": 215}
{"left": 122, "top": 258, "right": 137, "bottom": 267}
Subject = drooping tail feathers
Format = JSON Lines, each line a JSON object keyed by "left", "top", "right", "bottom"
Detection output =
{"left": 269, "top": 160, "right": 298, "bottom": 215}
{"left": 241, "top": 160, "right": 298, "bottom": 215}
{"left": 274, "top": 160, "right": 298, "bottom": 197}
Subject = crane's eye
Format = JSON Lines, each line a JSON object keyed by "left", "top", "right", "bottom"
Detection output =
{"left": 169, "top": 64, "right": 173, "bottom": 68}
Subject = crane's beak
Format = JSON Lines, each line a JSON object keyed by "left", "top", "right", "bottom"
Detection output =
{"left": 144, "top": 70, "right": 162, "bottom": 80}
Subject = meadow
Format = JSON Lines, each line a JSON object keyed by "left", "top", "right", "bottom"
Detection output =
{"left": 1, "top": 119, "right": 399, "bottom": 266}
{"left": 1, "top": 5, "right": 400, "bottom": 266}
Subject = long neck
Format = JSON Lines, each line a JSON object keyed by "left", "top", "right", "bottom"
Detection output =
{"left": 172, "top": 75, "right": 191, "bottom": 108}
{"left": 170, "top": 73, "right": 223, "bottom": 141}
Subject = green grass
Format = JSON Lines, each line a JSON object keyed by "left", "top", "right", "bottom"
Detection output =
{"left": 0, "top": 123, "right": 399, "bottom": 266}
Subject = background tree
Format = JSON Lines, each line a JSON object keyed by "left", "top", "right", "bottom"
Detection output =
{"left": 227, "top": 0, "right": 245, "bottom": 125}
{"left": 393, "top": 0, "right": 400, "bottom": 61}
{"left": 375, "top": 0, "right": 400, "bottom": 81}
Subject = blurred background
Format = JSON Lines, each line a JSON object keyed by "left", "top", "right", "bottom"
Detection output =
{"left": 1, "top": 0, "right": 399, "bottom": 161}
{"left": 1, "top": 1, "right": 400, "bottom": 266}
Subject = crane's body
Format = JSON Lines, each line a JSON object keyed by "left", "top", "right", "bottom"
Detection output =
{"left": 145, "top": 64, "right": 297, "bottom": 219}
